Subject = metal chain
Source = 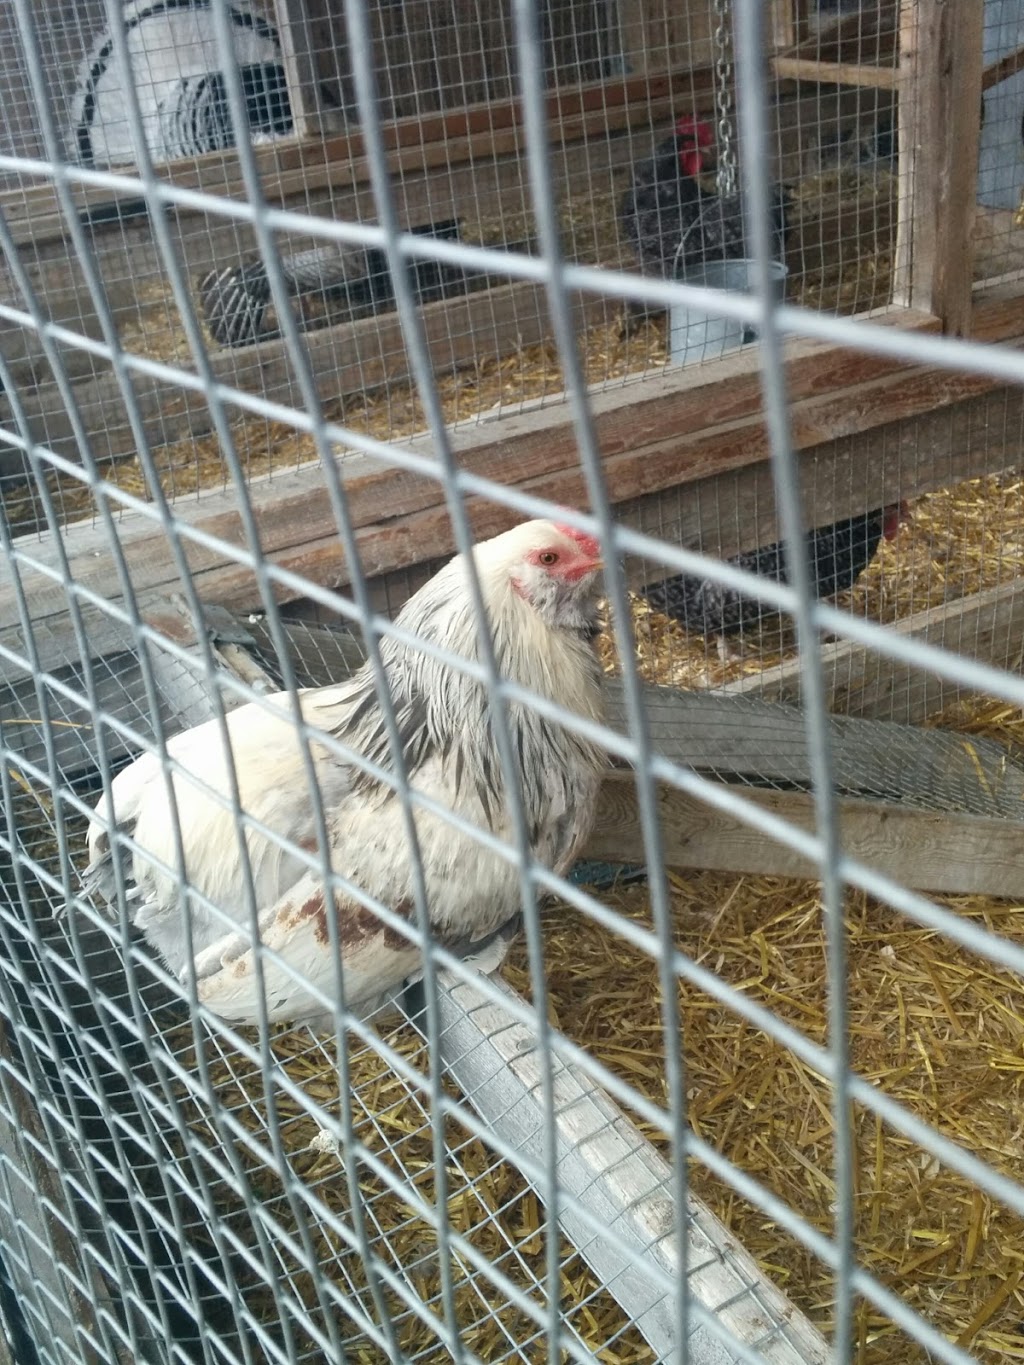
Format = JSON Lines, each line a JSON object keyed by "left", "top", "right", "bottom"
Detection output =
{"left": 712, "top": 0, "right": 737, "bottom": 198}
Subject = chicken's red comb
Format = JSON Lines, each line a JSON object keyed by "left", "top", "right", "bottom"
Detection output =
{"left": 675, "top": 113, "right": 714, "bottom": 146}
{"left": 554, "top": 522, "right": 602, "bottom": 562}
{"left": 882, "top": 501, "right": 910, "bottom": 540}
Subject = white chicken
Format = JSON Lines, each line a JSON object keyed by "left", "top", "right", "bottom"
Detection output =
{"left": 83, "top": 520, "right": 608, "bottom": 1027}
{"left": 71, "top": 1, "right": 294, "bottom": 169}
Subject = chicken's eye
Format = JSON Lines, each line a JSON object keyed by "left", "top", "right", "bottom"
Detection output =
{"left": 538, "top": 550, "right": 560, "bottom": 566}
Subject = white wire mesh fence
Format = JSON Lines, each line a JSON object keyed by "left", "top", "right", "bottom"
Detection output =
{"left": 3, "top": 1, "right": 1024, "bottom": 1363}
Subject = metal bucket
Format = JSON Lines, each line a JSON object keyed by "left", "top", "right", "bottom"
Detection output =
{"left": 670, "top": 257, "right": 788, "bottom": 366}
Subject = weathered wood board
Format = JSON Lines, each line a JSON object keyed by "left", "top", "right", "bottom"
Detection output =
{"left": 9, "top": 306, "right": 1024, "bottom": 682}
{"left": 719, "top": 575, "right": 1024, "bottom": 724}
{"left": 588, "top": 775, "right": 1024, "bottom": 898}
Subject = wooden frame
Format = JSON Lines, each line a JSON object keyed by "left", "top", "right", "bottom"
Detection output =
{"left": 6, "top": 294, "right": 1024, "bottom": 685}
{"left": 892, "top": 0, "right": 984, "bottom": 330}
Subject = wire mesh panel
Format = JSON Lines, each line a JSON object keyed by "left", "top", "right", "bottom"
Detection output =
{"left": 4, "top": 2, "right": 1024, "bottom": 1364}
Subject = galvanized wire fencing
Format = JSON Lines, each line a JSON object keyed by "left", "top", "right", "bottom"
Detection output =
{"left": 3, "top": 1, "right": 1024, "bottom": 1363}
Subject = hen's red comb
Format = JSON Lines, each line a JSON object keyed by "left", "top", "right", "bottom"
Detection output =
{"left": 675, "top": 113, "right": 714, "bottom": 147}
{"left": 554, "top": 522, "right": 602, "bottom": 562}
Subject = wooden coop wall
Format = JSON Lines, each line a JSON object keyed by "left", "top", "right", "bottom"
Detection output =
{"left": 0, "top": 0, "right": 724, "bottom": 483}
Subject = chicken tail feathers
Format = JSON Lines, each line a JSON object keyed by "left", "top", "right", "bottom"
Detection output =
{"left": 78, "top": 825, "right": 137, "bottom": 918}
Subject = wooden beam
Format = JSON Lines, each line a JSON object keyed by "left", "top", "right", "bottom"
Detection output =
{"left": 771, "top": 0, "right": 898, "bottom": 70}
{"left": 4, "top": 165, "right": 895, "bottom": 468}
{"left": 893, "top": 0, "right": 983, "bottom": 332}
{"left": 718, "top": 576, "right": 1024, "bottom": 725}
{"left": 5, "top": 292, "right": 1023, "bottom": 673}
{"left": 617, "top": 0, "right": 716, "bottom": 76}
{"left": 271, "top": 0, "right": 327, "bottom": 141}
{"left": 0, "top": 86, "right": 875, "bottom": 407}
{"left": 19, "top": 318, "right": 1024, "bottom": 671}
{"left": 771, "top": 58, "right": 900, "bottom": 90}
{"left": 586, "top": 773, "right": 1024, "bottom": 898}
{"left": 0, "top": 124, "right": 640, "bottom": 401}
{"left": 770, "top": 0, "right": 800, "bottom": 53}
{"left": 981, "top": 42, "right": 1024, "bottom": 92}
{"left": 14, "top": 278, "right": 589, "bottom": 467}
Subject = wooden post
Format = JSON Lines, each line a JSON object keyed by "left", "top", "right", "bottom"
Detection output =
{"left": 770, "top": 0, "right": 800, "bottom": 53}
{"left": 893, "top": 0, "right": 984, "bottom": 332}
{"left": 272, "top": 0, "right": 329, "bottom": 141}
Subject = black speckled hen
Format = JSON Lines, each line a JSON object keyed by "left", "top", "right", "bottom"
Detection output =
{"left": 621, "top": 114, "right": 791, "bottom": 281}
{"left": 642, "top": 503, "right": 908, "bottom": 638}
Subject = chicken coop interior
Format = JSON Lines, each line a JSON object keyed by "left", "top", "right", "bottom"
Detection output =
{"left": 5, "top": 1, "right": 1024, "bottom": 1363}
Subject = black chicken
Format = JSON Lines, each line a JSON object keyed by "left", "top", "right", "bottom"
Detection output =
{"left": 621, "top": 114, "right": 791, "bottom": 281}
{"left": 199, "top": 220, "right": 472, "bottom": 347}
{"left": 642, "top": 503, "right": 907, "bottom": 639}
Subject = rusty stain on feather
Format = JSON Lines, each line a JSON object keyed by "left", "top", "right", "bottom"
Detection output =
{"left": 279, "top": 889, "right": 415, "bottom": 950}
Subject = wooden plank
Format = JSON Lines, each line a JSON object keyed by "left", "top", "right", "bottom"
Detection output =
{"left": 0, "top": 126, "right": 638, "bottom": 398}
{"left": 271, "top": 0, "right": 327, "bottom": 141}
{"left": 0, "top": 84, "right": 881, "bottom": 402}
{"left": 770, "top": 1, "right": 800, "bottom": 53}
{"left": 21, "top": 322, "right": 1024, "bottom": 670}
{"left": 435, "top": 970, "right": 830, "bottom": 1365}
{"left": 717, "top": 576, "right": 1024, "bottom": 725}
{"left": 297, "top": 367, "right": 1024, "bottom": 666}
{"left": 774, "top": 1, "right": 899, "bottom": 67}
{"left": 0, "top": 316, "right": 926, "bottom": 621}
{"left": 15, "top": 278, "right": 585, "bottom": 466}
{"left": 22, "top": 293, "right": 934, "bottom": 482}
{"left": 615, "top": 0, "right": 714, "bottom": 75}
{"left": 6, "top": 291, "right": 1024, "bottom": 668}
{"left": 771, "top": 58, "right": 900, "bottom": 89}
{"left": 5, "top": 185, "right": 898, "bottom": 468}
{"left": 893, "top": 0, "right": 929, "bottom": 312}
{"left": 586, "top": 773, "right": 1024, "bottom": 897}
{"left": 928, "top": 1, "right": 984, "bottom": 335}
{"left": 893, "top": 0, "right": 984, "bottom": 332}
{"left": 174, "top": 351, "right": 1020, "bottom": 609}
{"left": 981, "top": 42, "right": 1024, "bottom": 91}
